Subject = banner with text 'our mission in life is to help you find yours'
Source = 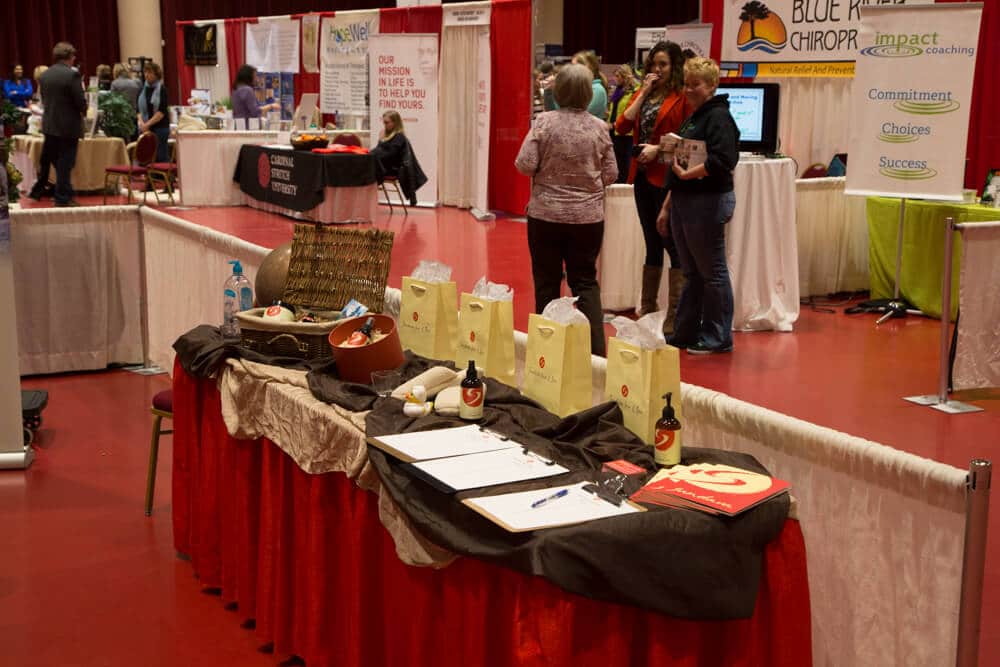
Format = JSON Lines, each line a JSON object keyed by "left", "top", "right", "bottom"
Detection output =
{"left": 845, "top": 3, "right": 982, "bottom": 200}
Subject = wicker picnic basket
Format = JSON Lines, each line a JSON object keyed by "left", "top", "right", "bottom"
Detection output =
{"left": 237, "top": 224, "right": 395, "bottom": 360}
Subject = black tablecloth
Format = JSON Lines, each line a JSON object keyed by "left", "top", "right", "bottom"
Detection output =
{"left": 233, "top": 144, "right": 377, "bottom": 212}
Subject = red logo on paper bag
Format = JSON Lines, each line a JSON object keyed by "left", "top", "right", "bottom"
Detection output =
{"left": 470, "top": 331, "right": 476, "bottom": 343}
{"left": 655, "top": 429, "right": 676, "bottom": 452}
{"left": 538, "top": 356, "right": 546, "bottom": 369}
{"left": 257, "top": 154, "right": 270, "bottom": 188}
{"left": 412, "top": 311, "right": 419, "bottom": 322}
{"left": 265, "top": 305, "right": 281, "bottom": 317}
{"left": 462, "top": 387, "right": 484, "bottom": 408}
{"left": 621, "top": 384, "right": 629, "bottom": 398}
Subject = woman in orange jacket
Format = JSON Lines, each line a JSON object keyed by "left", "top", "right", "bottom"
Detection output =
{"left": 614, "top": 41, "right": 691, "bottom": 332}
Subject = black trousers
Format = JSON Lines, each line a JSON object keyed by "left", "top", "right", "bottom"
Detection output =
{"left": 611, "top": 133, "right": 632, "bottom": 185}
{"left": 527, "top": 217, "right": 606, "bottom": 356}
{"left": 633, "top": 169, "right": 679, "bottom": 267}
{"left": 35, "top": 134, "right": 78, "bottom": 204}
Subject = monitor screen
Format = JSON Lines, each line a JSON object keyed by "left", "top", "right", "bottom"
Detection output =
{"left": 715, "top": 82, "right": 780, "bottom": 154}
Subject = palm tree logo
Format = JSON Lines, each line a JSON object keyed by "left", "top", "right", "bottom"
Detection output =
{"left": 737, "top": 1, "right": 788, "bottom": 54}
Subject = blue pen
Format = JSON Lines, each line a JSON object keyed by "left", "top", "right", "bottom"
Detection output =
{"left": 530, "top": 488, "right": 569, "bottom": 509}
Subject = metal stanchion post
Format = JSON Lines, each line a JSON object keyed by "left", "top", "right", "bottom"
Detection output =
{"left": 894, "top": 198, "right": 906, "bottom": 299}
{"left": 957, "top": 459, "right": 991, "bottom": 667}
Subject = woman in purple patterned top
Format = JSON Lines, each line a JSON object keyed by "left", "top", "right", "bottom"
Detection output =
{"left": 231, "top": 65, "right": 279, "bottom": 122}
{"left": 515, "top": 63, "right": 618, "bottom": 356}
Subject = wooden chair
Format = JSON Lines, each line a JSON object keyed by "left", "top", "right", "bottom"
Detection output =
{"left": 332, "top": 133, "right": 362, "bottom": 147}
{"left": 104, "top": 132, "right": 158, "bottom": 204}
{"left": 801, "top": 163, "right": 829, "bottom": 179}
{"left": 380, "top": 177, "right": 408, "bottom": 214}
{"left": 148, "top": 139, "right": 178, "bottom": 204}
{"left": 145, "top": 389, "right": 173, "bottom": 516}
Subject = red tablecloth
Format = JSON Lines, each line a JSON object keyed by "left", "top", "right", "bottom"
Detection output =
{"left": 172, "top": 365, "right": 813, "bottom": 667}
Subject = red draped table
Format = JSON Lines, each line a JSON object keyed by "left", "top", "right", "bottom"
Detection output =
{"left": 172, "top": 366, "right": 813, "bottom": 667}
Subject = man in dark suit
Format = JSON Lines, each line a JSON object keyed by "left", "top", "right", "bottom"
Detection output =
{"left": 29, "top": 42, "right": 87, "bottom": 207}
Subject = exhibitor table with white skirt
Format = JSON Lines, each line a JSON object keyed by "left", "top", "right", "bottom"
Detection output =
{"left": 177, "top": 130, "right": 281, "bottom": 206}
{"left": 600, "top": 157, "right": 799, "bottom": 332}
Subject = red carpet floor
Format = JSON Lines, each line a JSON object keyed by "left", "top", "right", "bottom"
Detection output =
{"left": 3, "top": 198, "right": 998, "bottom": 665}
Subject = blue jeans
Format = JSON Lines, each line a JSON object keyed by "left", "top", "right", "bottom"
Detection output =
{"left": 669, "top": 190, "right": 736, "bottom": 350}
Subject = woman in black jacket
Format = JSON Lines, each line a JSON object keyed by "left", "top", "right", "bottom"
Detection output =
{"left": 658, "top": 57, "right": 740, "bottom": 355}
{"left": 371, "top": 110, "right": 426, "bottom": 206}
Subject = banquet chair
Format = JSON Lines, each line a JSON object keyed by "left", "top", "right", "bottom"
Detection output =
{"left": 801, "top": 163, "right": 829, "bottom": 179}
{"left": 145, "top": 389, "right": 173, "bottom": 516}
{"left": 380, "top": 177, "right": 408, "bottom": 214}
{"left": 333, "top": 133, "right": 362, "bottom": 147}
{"left": 104, "top": 132, "right": 158, "bottom": 205}
{"left": 148, "top": 140, "right": 178, "bottom": 205}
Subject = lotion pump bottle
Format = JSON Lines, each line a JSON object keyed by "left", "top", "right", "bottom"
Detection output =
{"left": 654, "top": 392, "right": 681, "bottom": 466}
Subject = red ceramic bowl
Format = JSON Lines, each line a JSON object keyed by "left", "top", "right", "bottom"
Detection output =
{"left": 328, "top": 314, "right": 404, "bottom": 384}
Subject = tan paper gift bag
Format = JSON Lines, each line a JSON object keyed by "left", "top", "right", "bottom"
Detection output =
{"left": 455, "top": 293, "right": 516, "bottom": 386}
{"left": 398, "top": 277, "right": 458, "bottom": 361}
{"left": 604, "top": 337, "right": 682, "bottom": 443}
{"left": 522, "top": 314, "right": 592, "bottom": 417}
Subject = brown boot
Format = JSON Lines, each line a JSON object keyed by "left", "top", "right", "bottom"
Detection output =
{"left": 663, "top": 267, "right": 686, "bottom": 336}
{"left": 638, "top": 265, "right": 663, "bottom": 316}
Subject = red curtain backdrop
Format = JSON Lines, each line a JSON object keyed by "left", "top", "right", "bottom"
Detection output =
{"left": 561, "top": 2, "right": 700, "bottom": 64}
{"left": 489, "top": 0, "right": 532, "bottom": 214}
{"left": 1, "top": 0, "right": 119, "bottom": 86}
{"left": 702, "top": 0, "right": 999, "bottom": 191}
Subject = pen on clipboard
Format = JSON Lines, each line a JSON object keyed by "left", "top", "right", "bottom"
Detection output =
{"left": 530, "top": 488, "right": 569, "bottom": 509}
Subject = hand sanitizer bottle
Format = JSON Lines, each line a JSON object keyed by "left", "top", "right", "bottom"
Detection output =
{"left": 222, "top": 260, "right": 253, "bottom": 338}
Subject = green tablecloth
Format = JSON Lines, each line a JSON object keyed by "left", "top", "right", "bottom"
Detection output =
{"left": 866, "top": 197, "right": 1000, "bottom": 320}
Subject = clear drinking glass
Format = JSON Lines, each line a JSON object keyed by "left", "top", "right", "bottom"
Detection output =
{"left": 371, "top": 369, "right": 402, "bottom": 397}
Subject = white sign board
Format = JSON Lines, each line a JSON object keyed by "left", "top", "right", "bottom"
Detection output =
{"left": 369, "top": 33, "right": 439, "bottom": 205}
{"left": 845, "top": 4, "right": 982, "bottom": 200}
{"left": 443, "top": 4, "right": 491, "bottom": 26}
{"left": 245, "top": 18, "right": 300, "bottom": 73}
{"left": 665, "top": 23, "right": 713, "bottom": 58}
{"left": 320, "top": 11, "right": 380, "bottom": 115}
{"left": 301, "top": 14, "right": 320, "bottom": 73}
{"left": 720, "top": 0, "right": 935, "bottom": 62}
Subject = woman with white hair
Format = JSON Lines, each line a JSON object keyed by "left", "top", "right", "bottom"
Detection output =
{"left": 515, "top": 63, "right": 618, "bottom": 356}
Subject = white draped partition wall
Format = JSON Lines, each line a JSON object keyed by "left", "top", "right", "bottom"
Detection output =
{"left": 193, "top": 20, "right": 231, "bottom": 105}
{"left": 795, "top": 177, "right": 869, "bottom": 297}
{"left": 757, "top": 77, "right": 853, "bottom": 176}
{"left": 437, "top": 19, "right": 487, "bottom": 208}
{"left": 953, "top": 221, "right": 1000, "bottom": 391}
{"left": 11, "top": 206, "right": 143, "bottom": 375}
{"left": 140, "top": 208, "right": 268, "bottom": 374}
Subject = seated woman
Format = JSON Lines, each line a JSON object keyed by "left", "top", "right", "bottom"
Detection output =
{"left": 3, "top": 64, "right": 33, "bottom": 108}
{"left": 231, "top": 65, "right": 279, "bottom": 123}
{"left": 370, "top": 110, "right": 426, "bottom": 206}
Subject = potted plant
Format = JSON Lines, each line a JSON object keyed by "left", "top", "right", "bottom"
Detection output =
{"left": 98, "top": 92, "right": 137, "bottom": 142}
{"left": 1, "top": 137, "right": 22, "bottom": 202}
{"left": 1, "top": 100, "right": 27, "bottom": 137}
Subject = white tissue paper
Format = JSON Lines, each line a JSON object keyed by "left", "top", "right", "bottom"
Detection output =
{"left": 411, "top": 260, "right": 453, "bottom": 283}
{"left": 540, "top": 297, "right": 591, "bottom": 326}
{"left": 610, "top": 311, "right": 668, "bottom": 350}
{"left": 471, "top": 276, "right": 514, "bottom": 302}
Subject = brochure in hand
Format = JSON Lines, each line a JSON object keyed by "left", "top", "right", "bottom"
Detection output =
{"left": 658, "top": 132, "right": 707, "bottom": 170}
{"left": 630, "top": 463, "right": 790, "bottom": 517}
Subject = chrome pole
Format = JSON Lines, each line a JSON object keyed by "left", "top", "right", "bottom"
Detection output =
{"left": 894, "top": 198, "right": 906, "bottom": 299}
{"left": 957, "top": 459, "right": 992, "bottom": 667}
{"left": 938, "top": 217, "right": 956, "bottom": 403}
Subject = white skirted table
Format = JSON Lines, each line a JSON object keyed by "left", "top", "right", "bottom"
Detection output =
{"left": 795, "top": 176, "right": 869, "bottom": 297}
{"left": 177, "top": 130, "right": 281, "bottom": 206}
{"left": 601, "top": 157, "right": 800, "bottom": 332}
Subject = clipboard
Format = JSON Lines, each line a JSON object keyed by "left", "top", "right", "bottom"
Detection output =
{"left": 366, "top": 424, "right": 517, "bottom": 463}
{"left": 462, "top": 482, "right": 645, "bottom": 532}
{"left": 399, "top": 447, "right": 570, "bottom": 493}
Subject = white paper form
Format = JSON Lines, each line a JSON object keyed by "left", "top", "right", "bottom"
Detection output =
{"left": 406, "top": 447, "right": 569, "bottom": 492}
{"left": 462, "top": 482, "right": 643, "bottom": 532}
{"left": 368, "top": 425, "right": 518, "bottom": 463}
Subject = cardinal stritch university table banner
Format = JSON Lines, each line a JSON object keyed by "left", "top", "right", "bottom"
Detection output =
{"left": 369, "top": 33, "right": 439, "bottom": 205}
{"left": 720, "top": 0, "right": 934, "bottom": 63}
{"left": 845, "top": 4, "right": 982, "bottom": 200}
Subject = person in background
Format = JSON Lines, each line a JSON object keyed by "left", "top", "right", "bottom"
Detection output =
{"left": 371, "top": 110, "right": 426, "bottom": 207}
{"left": 614, "top": 41, "right": 690, "bottom": 332}
{"left": 110, "top": 63, "right": 141, "bottom": 112}
{"left": 659, "top": 57, "right": 740, "bottom": 355}
{"left": 30, "top": 42, "right": 87, "bottom": 206}
{"left": 231, "top": 65, "right": 279, "bottom": 122}
{"left": 568, "top": 50, "right": 608, "bottom": 121}
{"left": 137, "top": 61, "right": 170, "bottom": 162}
{"left": 515, "top": 63, "right": 618, "bottom": 356}
{"left": 541, "top": 62, "right": 560, "bottom": 111}
{"left": 3, "top": 65, "right": 33, "bottom": 108}
{"left": 607, "top": 64, "right": 638, "bottom": 184}
{"left": 96, "top": 64, "right": 112, "bottom": 91}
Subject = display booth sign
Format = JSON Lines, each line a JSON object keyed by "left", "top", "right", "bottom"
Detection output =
{"left": 369, "top": 33, "right": 439, "bottom": 205}
{"left": 246, "top": 17, "right": 300, "bottom": 73}
{"left": 475, "top": 25, "right": 491, "bottom": 213}
{"left": 443, "top": 4, "right": 491, "bottom": 26}
{"left": 664, "top": 23, "right": 713, "bottom": 59}
{"left": 846, "top": 4, "right": 983, "bottom": 200}
{"left": 184, "top": 24, "right": 218, "bottom": 66}
{"left": 635, "top": 27, "right": 666, "bottom": 66}
{"left": 321, "top": 11, "right": 380, "bottom": 116}
{"left": 301, "top": 14, "right": 320, "bottom": 73}
{"left": 720, "top": 0, "right": 934, "bottom": 62}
